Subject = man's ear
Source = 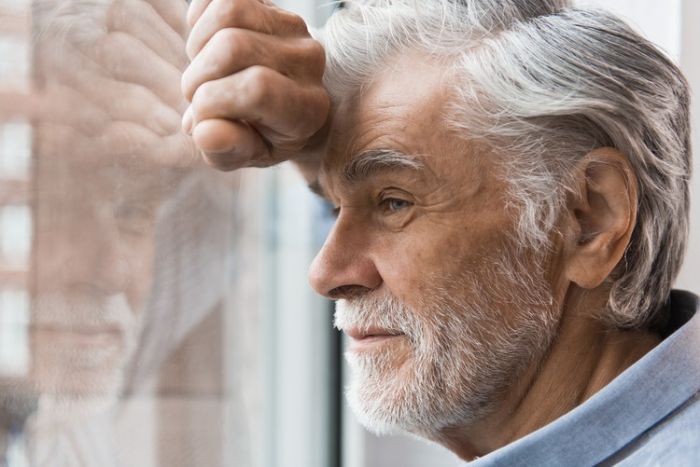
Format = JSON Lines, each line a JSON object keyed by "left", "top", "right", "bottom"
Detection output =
{"left": 564, "top": 147, "right": 638, "bottom": 289}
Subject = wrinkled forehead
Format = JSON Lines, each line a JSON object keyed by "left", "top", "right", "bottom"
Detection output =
{"left": 320, "top": 51, "right": 455, "bottom": 185}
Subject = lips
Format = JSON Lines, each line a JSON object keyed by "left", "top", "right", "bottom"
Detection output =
{"left": 345, "top": 327, "right": 404, "bottom": 340}
{"left": 31, "top": 323, "right": 125, "bottom": 349}
{"left": 344, "top": 327, "right": 405, "bottom": 353}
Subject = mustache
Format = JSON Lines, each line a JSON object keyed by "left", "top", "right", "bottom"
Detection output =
{"left": 30, "top": 292, "right": 136, "bottom": 330}
{"left": 334, "top": 294, "right": 424, "bottom": 341}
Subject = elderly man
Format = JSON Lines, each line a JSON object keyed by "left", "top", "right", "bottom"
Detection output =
{"left": 184, "top": 0, "right": 699, "bottom": 464}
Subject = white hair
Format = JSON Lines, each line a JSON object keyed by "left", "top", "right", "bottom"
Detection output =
{"left": 320, "top": 0, "right": 691, "bottom": 330}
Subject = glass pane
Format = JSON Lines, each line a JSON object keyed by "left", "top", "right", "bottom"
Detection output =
{"left": 0, "top": 1, "right": 335, "bottom": 466}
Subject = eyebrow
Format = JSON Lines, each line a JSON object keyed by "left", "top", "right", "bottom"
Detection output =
{"left": 307, "top": 149, "right": 425, "bottom": 200}
{"left": 341, "top": 149, "right": 424, "bottom": 183}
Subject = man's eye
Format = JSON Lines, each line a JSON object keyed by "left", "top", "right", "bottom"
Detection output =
{"left": 381, "top": 198, "right": 413, "bottom": 213}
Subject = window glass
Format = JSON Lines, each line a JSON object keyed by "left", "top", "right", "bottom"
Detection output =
{"left": 0, "top": 1, "right": 336, "bottom": 466}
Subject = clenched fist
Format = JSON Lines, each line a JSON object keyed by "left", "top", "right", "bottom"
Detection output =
{"left": 182, "top": 0, "right": 330, "bottom": 171}
{"left": 33, "top": 0, "right": 195, "bottom": 168}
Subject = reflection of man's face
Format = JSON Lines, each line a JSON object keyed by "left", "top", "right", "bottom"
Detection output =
{"left": 30, "top": 156, "right": 163, "bottom": 401}
{"left": 23, "top": 0, "right": 192, "bottom": 411}
{"left": 310, "top": 54, "right": 564, "bottom": 438}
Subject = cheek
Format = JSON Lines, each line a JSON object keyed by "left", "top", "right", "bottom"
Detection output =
{"left": 374, "top": 245, "right": 456, "bottom": 336}
{"left": 378, "top": 223, "right": 511, "bottom": 302}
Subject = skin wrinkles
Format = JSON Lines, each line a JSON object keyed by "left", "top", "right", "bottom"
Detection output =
{"left": 316, "top": 51, "right": 520, "bottom": 308}
{"left": 306, "top": 49, "right": 661, "bottom": 461}
{"left": 317, "top": 94, "right": 496, "bottom": 239}
{"left": 318, "top": 156, "right": 495, "bottom": 243}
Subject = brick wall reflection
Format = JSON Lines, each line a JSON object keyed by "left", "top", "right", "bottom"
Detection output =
{"left": 0, "top": 1, "right": 248, "bottom": 466}
{"left": 0, "top": 0, "right": 31, "bottom": 380}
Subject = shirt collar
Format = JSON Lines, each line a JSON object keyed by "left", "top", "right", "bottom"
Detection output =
{"left": 468, "top": 290, "right": 700, "bottom": 467}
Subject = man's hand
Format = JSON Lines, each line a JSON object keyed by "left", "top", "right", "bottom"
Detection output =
{"left": 182, "top": 0, "right": 330, "bottom": 171}
{"left": 34, "top": 0, "right": 195, "bottom": 168}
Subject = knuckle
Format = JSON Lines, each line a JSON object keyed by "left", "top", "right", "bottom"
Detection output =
{"left": 216, "top": 27, "right": 248, "bottom": 57}
{"left": 303, "top": 39, "right": 326, "bottom": 75}
{"left": 284, "top": 12, "right": 308, "bottom": 35}
{"left": 296, "top": 89, "right": 330, "bottom": 137}
{"left": 191, "top": 81, "right": 217, "bottom": 116}
{"left": 218, "top": 0, "right": 242, "bottom": 26}
{"left": 239, "top": 66, "right": 275, "bottom": 106}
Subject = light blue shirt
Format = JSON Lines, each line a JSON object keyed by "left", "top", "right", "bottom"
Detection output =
{"left": 468, "top": 290, "right": 700, "bottom": 466}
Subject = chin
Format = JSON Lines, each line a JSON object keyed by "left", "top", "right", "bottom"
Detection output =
{"left": 31, "top": 329, "right": 130, "bottom": 395}
{"left": 30, "top": 293, "right": 141, "bottom": 403}
{"left": 344, "top": 347, "right": 467, "bottom": 438}
{"left": 31, "top": 350, "right": 127, "bottom": 414}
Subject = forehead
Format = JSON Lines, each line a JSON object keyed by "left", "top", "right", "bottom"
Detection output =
{"left": 322, "top": 51, "right": 457, "bottom": 178}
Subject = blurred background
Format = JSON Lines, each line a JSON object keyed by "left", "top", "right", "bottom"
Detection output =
{"left": 0, "top": 1, "right": 697, "bottom": 466}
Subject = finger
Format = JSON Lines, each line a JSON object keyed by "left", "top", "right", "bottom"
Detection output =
{"left": 147, "top": 0, "right": 189, "bottom": 39}
{"left": 154, "top": 131, "right": 202, "bottom": 168}
{"left": 85, "top": 77, "right": 182, "bottom": 136}
{"left": 37, "top": 121, "right": 199, "bottom": 169}
{"left": 99, "top": 122, "right": 198, "bottom": 168}
{"left": 182, "top": 105, "right": 194, "bottom": 135}
{"left": 38, "top": 121, "right": 160, "bottom": 161}
{"left": 77, "top": 75, "right": 181, "bottom": 136}
{"left": 193, "top": 118, "right": 271, "bottom": 170}
{"left": 39, "top": 41, "right": 182, "bottom": 135}
{"left": 182, "top": 28, "right": 324, "bottom": 101}
{"left": 186, "top": 0, "right": 308, "bottom": 60}
{"left": 108, "top": 0, "right": 188, "bottom": 70}
{"left": 110, "top": 84, "right": 182, "bottom": 136}
{"left": 191, "top": 66, "right": 329, "bottom": 143}
{"left": 187, "top": 0, "right": 212, "bottom": 28}
{"left": 91, "top": 32, "right": 185, "bottom": 110}
{"left": 39, "top": 83, "right": 112, "bottom": 135}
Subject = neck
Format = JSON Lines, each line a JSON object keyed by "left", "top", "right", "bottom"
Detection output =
{"left": 439, "top": 286, "right": 661, "bottom": 460}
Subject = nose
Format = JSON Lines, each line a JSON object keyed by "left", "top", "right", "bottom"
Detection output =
{"left": 308, "top": 213, "right": 382, "bottom": 299}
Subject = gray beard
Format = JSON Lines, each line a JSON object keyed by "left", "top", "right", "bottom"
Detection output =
{"left": 30, "top": 292, "right": 141, "bottom": 401}
{"left": 335, "top": 251, "right": 559, "bottom": 439}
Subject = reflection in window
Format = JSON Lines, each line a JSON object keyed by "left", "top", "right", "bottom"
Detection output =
{"left": 0, "top": 289, "right": 28, "bottom": 377}
{"left": 0, "top": 1, "right": 337, "bottom": 466}
{"left": 0, "top": 38, "right": 29, "bottom": 90}
{"left": 0, "top": 122, "right": 30, "bottom": 180}
{"left": 0, "top": 205, "right": 30, "bottom": 268}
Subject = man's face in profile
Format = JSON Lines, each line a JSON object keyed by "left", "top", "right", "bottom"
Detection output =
{"left": 310, "top": 52, "right": 564, "bottom": 437}
{"left": 29, "top": 157, "right": 162, "bottom": 401}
